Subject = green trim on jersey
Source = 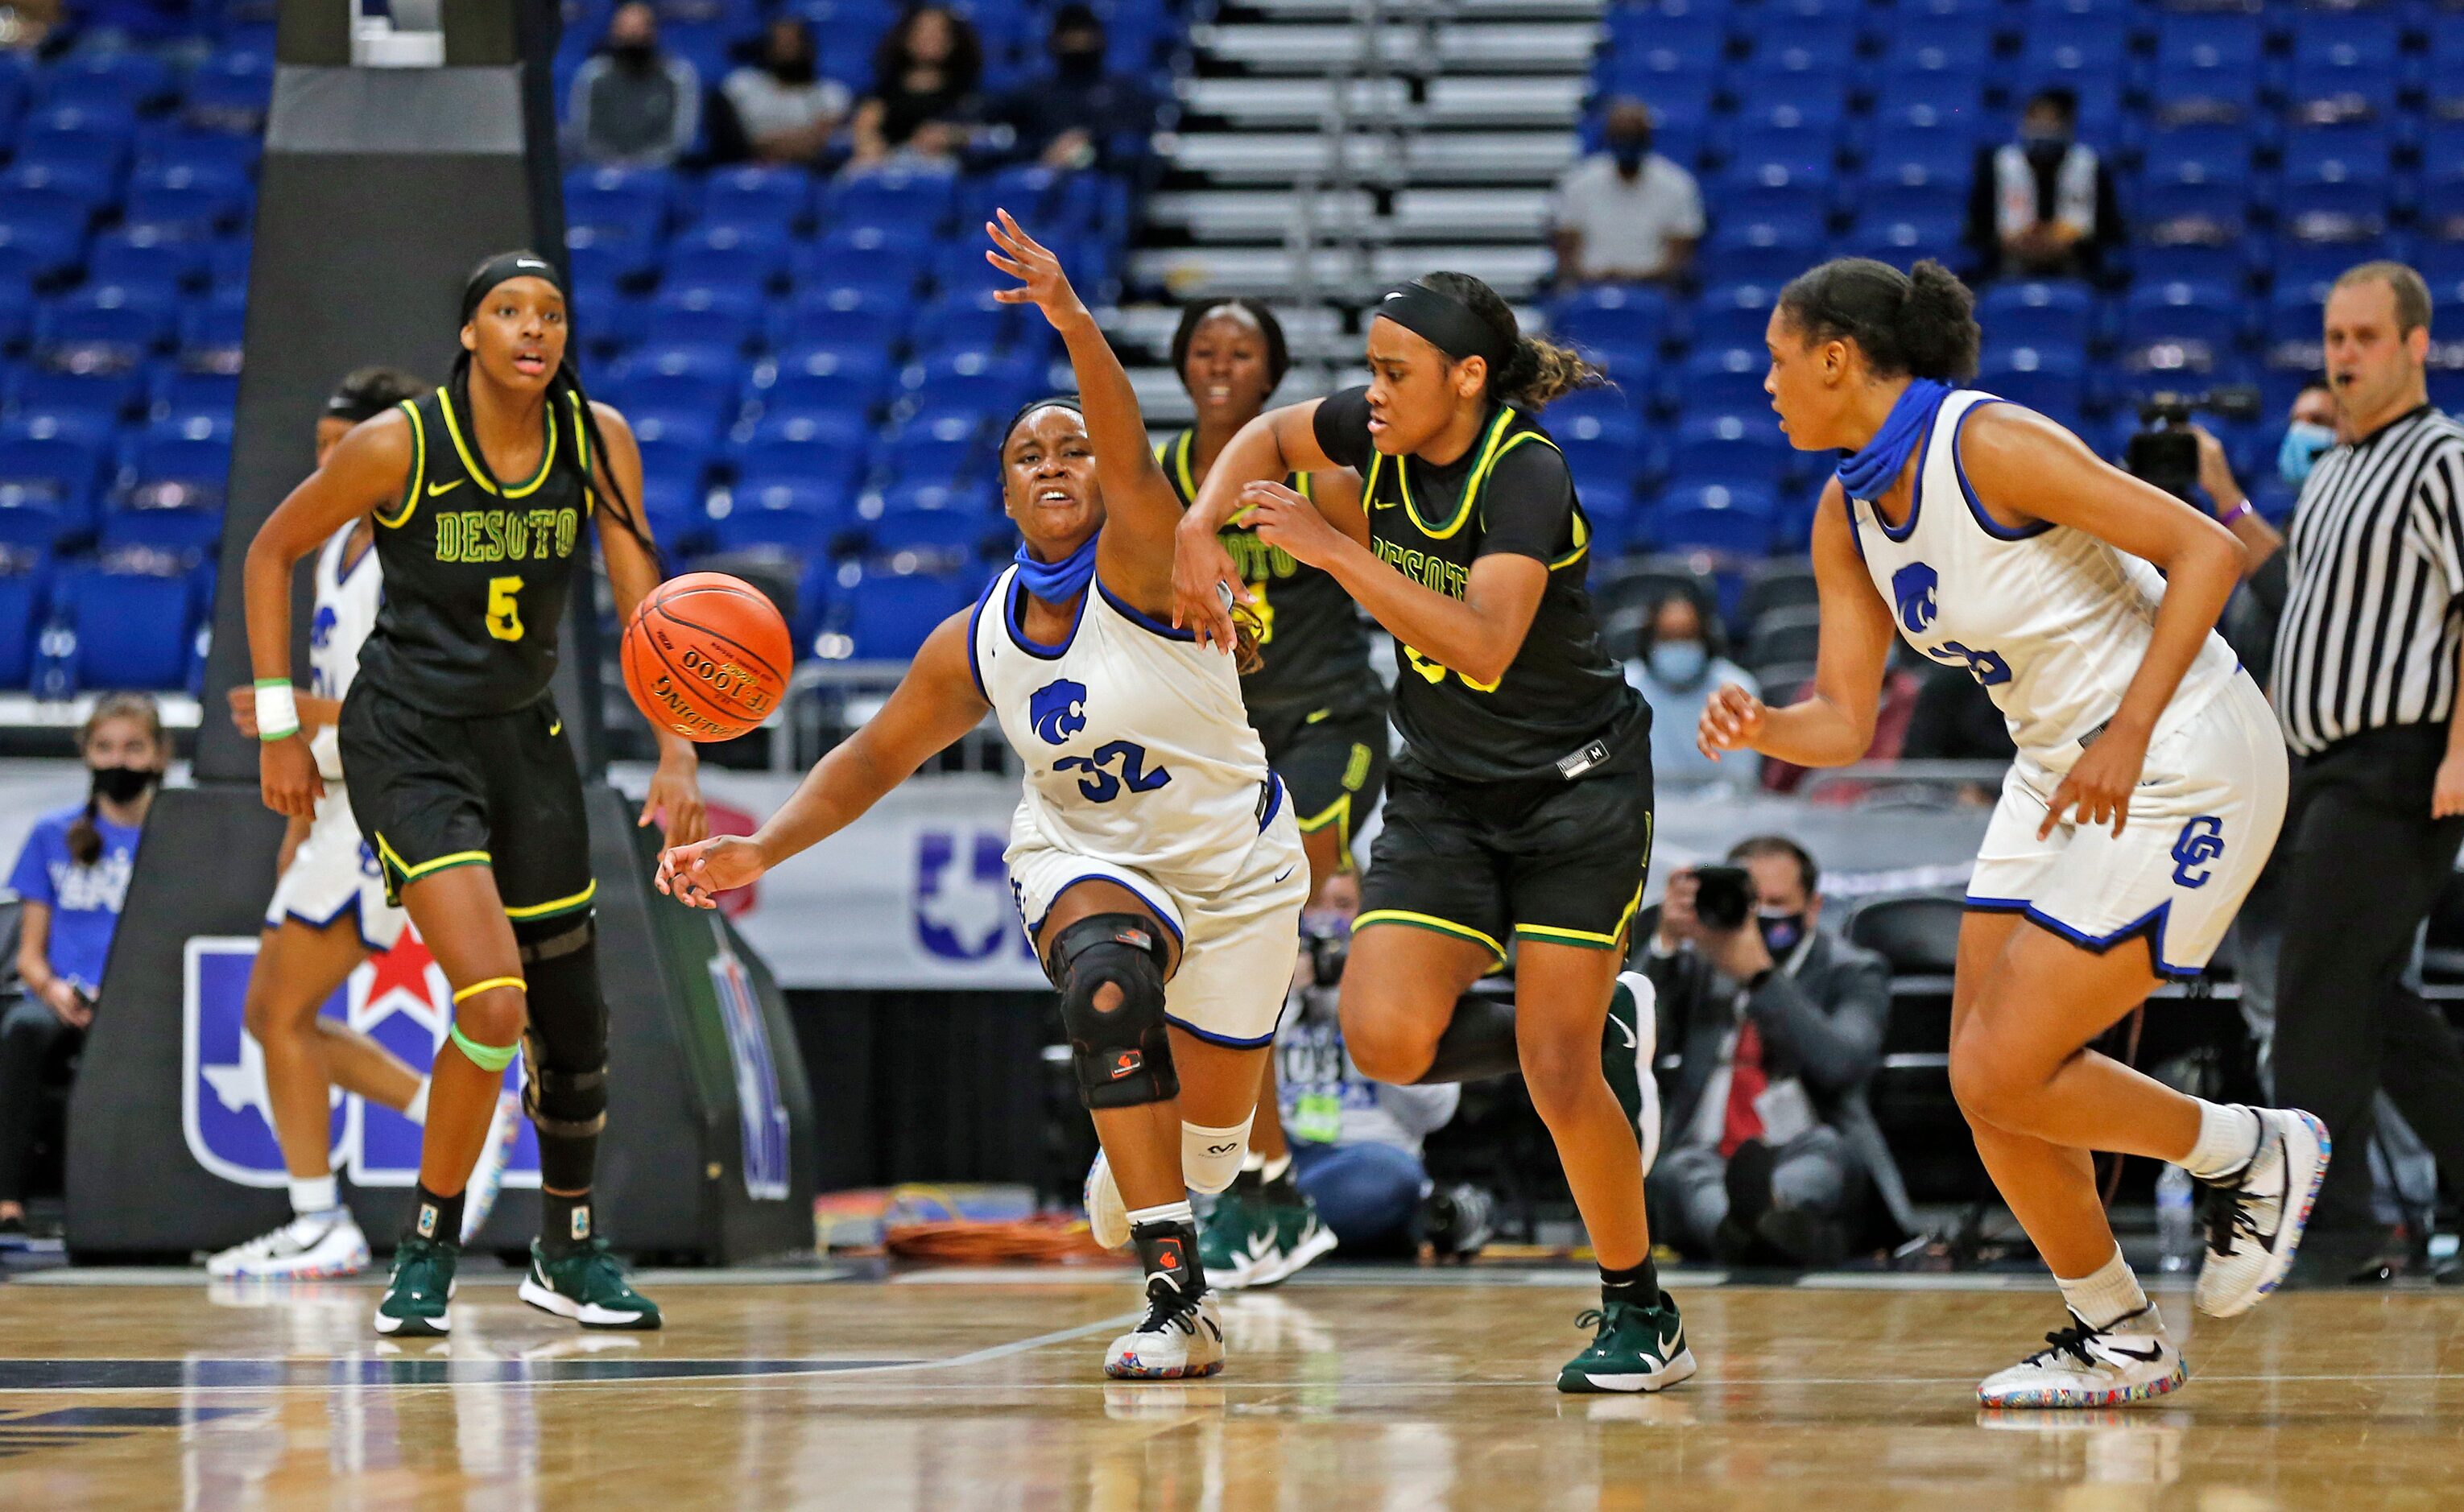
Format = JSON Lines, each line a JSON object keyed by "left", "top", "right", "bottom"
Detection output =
{"left": 436, "top": 385, "right": 559, "bottom": 498}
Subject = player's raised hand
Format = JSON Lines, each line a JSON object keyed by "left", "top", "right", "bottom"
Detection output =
{"left": 985, "top": 209, "right": 1087, "bottom": 329}
{"left": 1697, "top": 683, "right": 1767, "bottom": 759}
{"left": 656, "top": 833, "right": 768, "bottom": 910}
{"left": 258, "top": 733, "right": 325, "bottom": 819}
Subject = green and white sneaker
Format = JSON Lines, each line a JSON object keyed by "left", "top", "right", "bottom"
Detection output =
{"left": 518, "top": 1238, "right": 663, "bottom": 1330}
{"left": 1557, "top": 1291, "right": 1697, "bottom": 1394}
{"left": 373, "top": 1233, "right": 457, "bottom": 1337}
{"left": 1200, "top": 1172, "right": 1337, "bottom": 1290}
{"left": 1605, "top": 971, "right": 1662, "bottom": 1175}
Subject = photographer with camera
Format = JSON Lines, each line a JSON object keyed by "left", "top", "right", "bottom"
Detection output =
{"left": 1640, "top": 837, "right": 1897, "bottom": 1267}
{"left": 1201, "top": 872, "right": 1474, "bottom": 1282}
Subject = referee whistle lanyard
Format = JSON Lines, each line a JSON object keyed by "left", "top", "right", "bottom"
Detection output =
{"left": 1013, "top": 532, "right": 1098, "bottom": 605}
{"left": 1835, "top": 378, "right": 1954, "bottom": 505}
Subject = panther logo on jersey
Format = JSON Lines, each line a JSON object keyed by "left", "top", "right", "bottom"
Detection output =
{"left": 1028, "top": 679, "right": 1089, "bottom": 745}
{"left": 1891, "top": 562, "right": 1940, "bottom": 635}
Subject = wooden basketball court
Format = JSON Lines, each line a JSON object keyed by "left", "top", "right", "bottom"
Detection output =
{"left": 0, "top": 1266, "right": 2457, "bottom": 1507}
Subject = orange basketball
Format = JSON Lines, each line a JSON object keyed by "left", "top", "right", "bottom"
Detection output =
{"left": 622, "top": 572, "right": 793, "bottom": 743}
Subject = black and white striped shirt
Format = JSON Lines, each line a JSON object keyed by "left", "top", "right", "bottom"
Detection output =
{"left": 2273, "top": 404, "right": 2464, "bottom": 755}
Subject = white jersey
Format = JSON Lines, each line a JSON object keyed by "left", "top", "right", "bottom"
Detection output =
{"left": 306, "top": 523, "right": 381, "bottom": 782}
{"left": 970, "top": 564, "right": 1284, "bottom": 895}
{"left": 1846, "top": 389, "right": 2240, "bottom": 758}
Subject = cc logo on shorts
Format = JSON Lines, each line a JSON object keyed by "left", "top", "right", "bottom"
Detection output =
{"left": 2170, "top": 816, "right": 2226, "bottom": 889}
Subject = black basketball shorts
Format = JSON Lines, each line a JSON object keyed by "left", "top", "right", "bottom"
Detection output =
{"left": 1358, "top": 757, "right": 1654, "bottom": 968}
{"left": 1252, "top": 700, "right": 1389, "bottom": 859}
{"left": 336, "top": 682, "right": 597, "bottom": 923}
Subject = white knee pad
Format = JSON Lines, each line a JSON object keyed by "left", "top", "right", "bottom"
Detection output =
{"left": 1181, "top": 1115, "right": 1255, "bottom": 1196}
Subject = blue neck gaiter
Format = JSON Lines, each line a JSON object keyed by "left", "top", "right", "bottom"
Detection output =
{"left": 1835, "top": 378, "right": 1954, "bottom": 504}
{"left": 1014, "top": 533, "right": 1098, "bottom": 604}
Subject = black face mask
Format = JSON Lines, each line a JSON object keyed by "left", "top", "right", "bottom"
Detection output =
{"left": 611, "top": 38, "right": 657, "bottom": 70}
{"left": 91, "top": 766, "right": 160, "bottom": 805}
{"left": 1054, "top": 44, "right": 1104, "bottom": 81}
{"left": 1755, "top": 910, "right": 1807, "bottom": 956}
{"left": 1610, "top": 136, "right": 1650, "bottom": 174}
{"left": 771, "top": 52, "right": 818, "bottom": 85}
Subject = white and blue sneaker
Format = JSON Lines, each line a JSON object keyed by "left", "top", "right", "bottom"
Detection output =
{"left": 207, "top": 1208, "right": 371, "bottom": 1280}
{"left": 1976, "top": 1306, "right": 2186, "bottom": 1409}
{"left": 2195, "top": 1107, "right": 2330, "bottom": 1319}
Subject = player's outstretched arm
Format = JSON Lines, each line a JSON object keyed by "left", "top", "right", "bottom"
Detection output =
{"left": 1705, "top": 481, "right": 1893, "bottom": 770}
{"left": 657, "top": 609, "right": 990, "bottom": 908}
{"left": 588, "top": 399, "right": 708, "bottom": 849}
{"left": 242, "top": 411, "right": 413, "bottom": 818}
{"left": 1173, "top": 399, "right": 1341, "bottom": 649}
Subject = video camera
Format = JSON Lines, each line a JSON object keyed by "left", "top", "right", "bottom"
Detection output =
{"left": 2123, "top": 386, "right": 2263, "bottom": 502}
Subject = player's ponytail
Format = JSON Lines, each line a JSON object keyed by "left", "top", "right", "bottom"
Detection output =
{"left": 1415, "top": 271, "right": 1608, "bottom": 411}
{"left": 1777, "top": 257, "right": 1981, "bottom": 382}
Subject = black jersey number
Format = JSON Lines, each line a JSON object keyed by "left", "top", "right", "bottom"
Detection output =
{"left": 486, "top": 575, "right": 525, "bottom": 642}
{"left": 1052, "top": 741, "right": 1174, "bottom": 803}
{"left": 1401, "top": 642, "right": 1500, "bottom": 694}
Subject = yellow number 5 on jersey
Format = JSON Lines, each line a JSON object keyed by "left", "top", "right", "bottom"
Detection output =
{"left": 486, "top": 575, "right": 525, "bottom": 642}
{"left": 1401, "top": 642, "right": 1499, "bottom": 693}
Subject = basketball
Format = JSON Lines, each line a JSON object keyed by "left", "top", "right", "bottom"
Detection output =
{"left": 621, "top": 572, "right": 793, "bottom": 743}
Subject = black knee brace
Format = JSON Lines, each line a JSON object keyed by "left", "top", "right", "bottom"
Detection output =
{"left": 515, "top": 913, "right": 609, "bottom": 1192}
{"left": 1048, "top": 913, "right": 1176, "bottom": 1110}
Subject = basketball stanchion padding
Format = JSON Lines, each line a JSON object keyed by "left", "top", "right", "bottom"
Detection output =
{"left": 622, "top": 572, "right": 794, "bottom": 742}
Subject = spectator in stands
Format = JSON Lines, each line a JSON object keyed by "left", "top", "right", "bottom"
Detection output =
{"left": 1643, "top": 837, "right": 1894, "bottom": 1267}
{"left": 1549, "top": 98, "right": 1703, "bottom": 288}
{"left": 1209, "top": 872, "right": 1466, "bottom": 1269}
{"left": 714, "top": 17, "right": 850, "bottom": 167}
{"left": 1623, "top": 588, "right": 1758, "bottom": 789}
{"left": 984, "top": 4, "right": 1156, "bottom": 172}
{"left": 847, "top": 4, "right": 984, "bottom": 171}
{"left": 0, "top": 695, "right": 166, "bottom": 1239}
{"left": 1963, "top": 88, "right": 2123, "bottom": 285}
{"left": 566, "top": 1, "right": 702, "bottom": 170}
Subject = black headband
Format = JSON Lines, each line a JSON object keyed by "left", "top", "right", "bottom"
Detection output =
{"left": 1371, "top": 279, "right": 1511, "bottom": 371}
{"left": 461, "top": 250, "right": 564, "bottom": 324}
{"left": 324, "top": 388, "right": 393, "bottom": 423}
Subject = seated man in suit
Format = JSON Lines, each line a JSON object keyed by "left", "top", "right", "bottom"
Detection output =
{"left": 1642, "top": 836, "right": 1893, "bottom": 1266}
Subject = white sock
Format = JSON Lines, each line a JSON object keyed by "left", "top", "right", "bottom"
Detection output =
{"left": 1259, "top": 1153, "right": 1292, "bottom": 1184}
{"left": 1127, "top": 1200, "right": 1196, "bottom": 1231}
{"left": 2182, "top": 1101, "right": 2263, "bottom": 1180}
{"left": 288, "top": 1175, "right": 339, "bottom": 1217}
{"left": 2056, "top": 1245, "right": 2150, "bottom": 1332}
{"left": 403, "top": 1077, "right": 430, "bottom": 1126}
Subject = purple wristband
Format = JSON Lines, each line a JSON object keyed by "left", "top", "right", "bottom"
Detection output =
{"left": 2218, "top": 499, "right": 2254, "bottom": 527}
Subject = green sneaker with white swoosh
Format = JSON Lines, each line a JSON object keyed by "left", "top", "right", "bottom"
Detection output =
{"left": 1557, "top": 1291, "right": 1697, "bottom": 1394}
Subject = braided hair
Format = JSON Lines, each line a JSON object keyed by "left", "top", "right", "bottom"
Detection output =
{"left": 455, "top": 252, "right": 664, "bottom": 574}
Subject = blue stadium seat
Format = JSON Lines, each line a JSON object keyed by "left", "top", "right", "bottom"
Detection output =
{"left": 0, "top": 213, "right": 85, "bottom": 285}
{"left": 38, "top": 50, "right": 174, "bottom": 116}
{"left": 2141, "top": 124, "right": 2250, "bottom": 192}
{"left": 1855, "top": 178, "right": 1966, "bottom": 226}
{"left": 2272, "top": 241, "right": 2371, "bottom": 301}
{"left": 868, "top": 493, "right": 999, "bottom": 556}
{"left": 1701, "top": 215, "right": 1823, "bottom": 287}
{"left": 877, "top": 411, "right": 986, "bottom": 488}
{"left": 8, "top": 369, "right": 147, "bottom": 438}
{"left": 1863, "top": 122, "right": 1974, "bottom": 194}
{"left": 1736, "top": 18, "right": 1862, "bottom": 83}
{"left": 123, "top": 176, "right": 250, "bottom": 241}
{"left": 645, "top": 285, "right": 764, "bottom": 352}
{"left": 178, "top": 300, "right": 249, "bottom": 372}
{"left": 1841, "top": 213, "right": 1962, "bottom": 267}
{"left": 839, "top": 566, "right": 976, "bottom": 660}
{"left": 1535, "top": 386, "right": 1643, "bottom": 448}
{"left": 608, "top": 358, "right": 737, "bottom": 429}
{"left": 135, "top": 127, "right": 260, "bottom": 181}
{"left": 665, "top": 223, "right": 792, "bottom": 295}
{"left": 2263, "top": 287, "right": 2325, "bottom": 372}
{"left": 1550, "top": 283, "right": 1672, "bottom": 356}
{"left": 153, "top": 368, "right": 242, "bottom": 427}
{"left": 747, "top": 408, "right": 874, "bottom": 457}
{"left": 184, "top": 52, "right": 274, "bottom": 134}
{"left": 1676, "top": 346, "right": 1774, "bottom": 415}
{"left": 565, "top": 166, "right": 673, "bottom": 245}
{"left": 6, "top": 133, "right": 127, "bottom": 204}
{"left": 1726, "top": 121, "right": 1838, "bottom": 183}
{"left": 2286, "top": 13, "right": 2400, "bottom": 123}
{"left": 758, "top": 343, "right": 897, "bottom": 415}
{"left": 2119, "top": 281, "right": 2243, "bottom": 372}
{"left": 896, "top": 349, "right": 1044, "bottom": 418}
{"left": 0, "top": 552, "right": 47, "bottom": 688}
{"left": 88, "top": 233, "right": 205, "bottom": 296}
{"left": 2280, "top": 123, "right": 2394, "bottom": 242}
{"left": 64, "top": 563, "right": 195, "bottom": 690}
{"left": 1649, "top": 484, "right": 1779, "bottom": 558}
{"left": 2128, "top": 242, "right": 2247, "bottom": 289}
{"left": 37, "top": 287, "right": 176, "bottom": 370}
{"left": 1600, "top": 10, "right": 1725, "bottom": 83}
{"left": 778, "top": 289, "right": 910, "bottom": 352}
{"left": 1977, "top": 281, "right": 2095, "bottom": 352}
{"left": 1671, "top": 411, "right": 1791, "bottom": 492}
{"left": 826, "top": 169, "right": 959, "bottom": 238}
{"left": 2153, "top": 14, "right": 2263, "bottom": 123}
{"left": 698, "top": 164, "right": 813, "bottom": 234}
{"left": 2135, "top": 179, "right": 2248, "bottom": 246}
{"left": 2429, "top": 14, "right": 2464, "bottom": 122}
{"left": 1868, "top": 77, "right": 1986, "bottom": 133}
{"left": 711, "top": 475, "right": 855, "bottom": 557}
{"left": 1691, "top": 284, "right": 1781, "bottom": 353}
{"left": 565, "top": 230, "right": 659, "bottom": 287}
{"left": 1882, "top": 23, "right": 1995, "bottom": 80}
{"left": 106, "top": 432, "right": 230, "bottom": 551}
{"left": 0, "top": 428, "right": 102, "bottom": 547}
{"left": 908, "top": 293, "right": 1017, "bottom": 356}
{"left": 1977, "top": 345, "right": 2089, "bottom": 424}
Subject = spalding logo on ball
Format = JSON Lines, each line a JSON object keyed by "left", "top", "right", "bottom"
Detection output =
{"left": 621, "top": 572, "right": 792, "bottom": 742}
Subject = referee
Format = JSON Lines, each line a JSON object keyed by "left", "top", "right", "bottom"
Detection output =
{"left": 2271, "top": 261, "right": 2464, "bottom": 1276}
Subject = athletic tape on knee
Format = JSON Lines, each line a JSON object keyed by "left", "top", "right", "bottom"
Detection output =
{"left": 1181, "top": 1115, "right": 1254, "bottom": 1195}
{"left": 449, "top": 1022, "right": 519, "bottom": 1073}
{"left": 1050, "top": 913, "right": 1176, "bottom": 1109}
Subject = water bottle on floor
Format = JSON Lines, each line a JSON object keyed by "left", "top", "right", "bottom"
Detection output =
{"left": 2156, "top": 1163, "right": 2197, "bottom": 1274}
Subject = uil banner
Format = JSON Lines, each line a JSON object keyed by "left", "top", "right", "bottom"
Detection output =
{"left": 182, "top": 931, "right": 541, "bottom": 1188}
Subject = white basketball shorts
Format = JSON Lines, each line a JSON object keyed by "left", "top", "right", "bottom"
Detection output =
{"left": 263, "top": 782, "right": 408, "bottom": 952}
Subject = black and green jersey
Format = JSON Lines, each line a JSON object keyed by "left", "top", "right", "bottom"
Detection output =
{"left": 1310, "top": 387, "right": 1646, "bottom": 784}
{"left": 1156, "top": 429, "right": 1382, "bottom": 722}
{"left": 358, "top": 385, "right": 597, "bottom": 717}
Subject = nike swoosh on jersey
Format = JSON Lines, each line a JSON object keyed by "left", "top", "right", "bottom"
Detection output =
{"left": 427, "top": 477, "right": 465, "bottom": 498}
{"left": 547, "top": 719, "right": 563, "bottom": 737}
{"left": 1610, "top": 1016, "right": 1638, "bottom": 1051}
{"left": 1273, "top": 865, "right": 1296, "bottom": 884}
